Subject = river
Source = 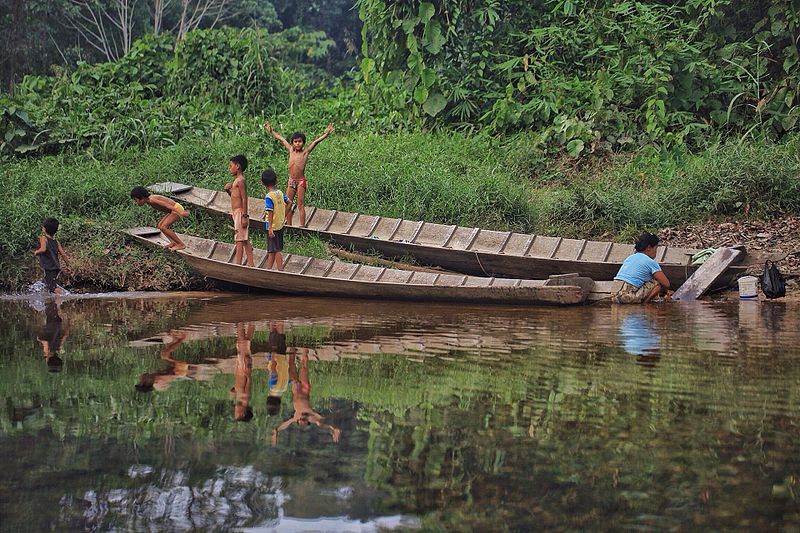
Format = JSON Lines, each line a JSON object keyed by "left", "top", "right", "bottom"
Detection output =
{"left": 1, "top": 293, "right": 798, "bottom": 531}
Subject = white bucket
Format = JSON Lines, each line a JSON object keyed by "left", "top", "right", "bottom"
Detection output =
{"left": 737, "top": 276, "right": 759, "bottom": 299}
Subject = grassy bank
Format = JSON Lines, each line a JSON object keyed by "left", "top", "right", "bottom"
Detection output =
{"left": 1, "top": 129, "right": 799, "bottom": 290}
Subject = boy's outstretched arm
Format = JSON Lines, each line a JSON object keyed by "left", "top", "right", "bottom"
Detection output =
{"left": 305, "top": 123, "right": 335, "bottom": 153}
{"left": 265, "top": 121, "right": 292, "bottom": 151}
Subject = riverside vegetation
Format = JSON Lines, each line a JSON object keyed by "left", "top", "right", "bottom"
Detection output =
{"left": 1, "top": 0, "right": 800, "bottom": 290}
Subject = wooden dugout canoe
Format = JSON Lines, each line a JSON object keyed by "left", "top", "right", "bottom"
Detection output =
{"left": 125, "top": 227, "right": 617, "bottom": 305}
{"left": 149, "top": 182, "right": 750, "bottom": 286}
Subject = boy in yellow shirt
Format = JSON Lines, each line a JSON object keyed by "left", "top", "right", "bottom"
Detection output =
{"left": 261, "top": 168, "right": 289, "bottom": 271}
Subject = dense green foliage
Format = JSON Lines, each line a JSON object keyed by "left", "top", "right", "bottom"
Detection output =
{"left": 1, "top": 28, "right": 335, "bottom": 157}
{"left": 358, "top": 0, "right": 800, "bottom": 152}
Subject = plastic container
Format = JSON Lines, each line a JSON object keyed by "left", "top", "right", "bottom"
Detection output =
{"left": 737, "top": 276, "right": 759, "bottom": 299}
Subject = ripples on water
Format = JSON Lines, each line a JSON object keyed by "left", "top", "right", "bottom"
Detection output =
{"left": 0, "top": 294, "right": 799, "bottom": 531}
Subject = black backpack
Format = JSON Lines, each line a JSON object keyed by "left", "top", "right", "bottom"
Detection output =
{"left": 760, "top": 260, "right": 786, "bottom": 299}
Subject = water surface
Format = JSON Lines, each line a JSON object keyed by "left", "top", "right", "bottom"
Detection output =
{"left": 1, "top": 294, "right": 799, "bottom": 531}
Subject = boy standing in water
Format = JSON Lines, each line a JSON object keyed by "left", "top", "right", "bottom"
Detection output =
{"left": 130, "top": 186, "right": 189, "bottom": 251}
{"left": 261, "top": 168, "right": 289, "bottom": 271}
{"left": 224, "top": 155, "right": 255, "bottom": 267}
{"left": 33, "top": 217, "right": 72, "bottom": 294}
{"left": 265, "top": 121, "right": 334, "bottom": 227}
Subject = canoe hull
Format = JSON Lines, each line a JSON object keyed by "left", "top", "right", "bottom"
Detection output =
{"left": 125, "top": 227, "right": 595, "bottom": 306}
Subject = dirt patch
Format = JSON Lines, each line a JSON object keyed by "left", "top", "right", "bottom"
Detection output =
{"left": 657, "top": 216, "right": 800, "bottom": 299}
{"left": 658, "top": 216, "right": 800, "bottom": 275}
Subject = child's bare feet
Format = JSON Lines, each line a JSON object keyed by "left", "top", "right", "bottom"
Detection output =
{"left": 163, "top": 243, "right": 175, "bottom": 250}
{"left": 171, "top": 243, "right": 186, "bottom": 251}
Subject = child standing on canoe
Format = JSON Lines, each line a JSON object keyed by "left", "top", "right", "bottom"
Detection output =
{"left": 130, "top": 186, "right": 189, "bottom": 251}
{"left": 33, "top": 217, "right": 72, "bottom": 294}
{"left": 265, "top": 120, "right": 334, "bottom": 227}
{"left": 261, "top": 168, "right": 289, "bottom": 271}
{"left": 224, "top": 155, "right": 255, "bottom": 267}
{"left": 612, "top": 232, "right": 671, "bottom": 304}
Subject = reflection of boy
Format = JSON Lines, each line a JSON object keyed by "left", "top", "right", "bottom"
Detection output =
{"left": 233, "top": 322, "right": 255, "bottom": 422}
{"left": 266, "top": 321, "right": 289, "bottom": 416}
{"left": 271, "top": 348, "right": 341, "bottom": 445}
{"left": 135, "top": 330, "right": 192, "bottom": 392}
{"left": 261, "top": 168, "right": 289, "bottom": 271}
{"left": 38, "top": 301, "right": 68, "bottom": 372}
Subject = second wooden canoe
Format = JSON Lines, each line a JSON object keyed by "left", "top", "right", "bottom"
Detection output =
{"left": 125, "top": 227, "right": 617, "bottom": 305}
{"left": 149, "top": 182, "right": 750, "bottom": 286}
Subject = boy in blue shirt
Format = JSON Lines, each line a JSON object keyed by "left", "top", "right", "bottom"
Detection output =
{"left": 261, "top": 168, "right": 289, "bottom": 271}
{"left": 612, "top": 232, "right": 671, "bottom": 304}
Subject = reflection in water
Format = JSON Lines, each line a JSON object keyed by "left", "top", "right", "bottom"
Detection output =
{"left": 266, "top": 321, "right": 289, "bottom": 416}
{"left": 37, "top": 300, "right": 67, "bottom": 372}
{"left": 233, "top": 322, "right": 255, "bottom": 422}
{"left": 616, "top": 307, "right": 661, "bottom": 367}
{"left": 2, "top": 295, "right": 800, "bottom": 531}
{"left": 272, "top": 347, "right": 342, "bottom": 445}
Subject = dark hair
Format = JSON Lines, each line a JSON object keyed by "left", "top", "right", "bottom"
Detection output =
{"left": 135, "top": 373, "right": 155, "bottom": 392}
{"left": 261, "top": 168, "right": 278, "bottom": 187}
{"left": 290, "top": 132, "right": 306, "bottom": 144}
{"left": 46, "top": 355, "right": 63, "bottom": 373}
{"left": 42, "top": 217, "right": 59, "bottom": 236}
{"left": 266, "top": 395, "right": 281, "bottom": 416}
{"left": 634, "top": 232, "right": 660, "bottom": 252}
{"left": 235, "top": 406, "right": 254, "bottom": 422}
{"left": 130, "top": 186, "right": 150, "bottom": 200}
{"left": 230, "top": 154, "right": 248, "bottom": 172}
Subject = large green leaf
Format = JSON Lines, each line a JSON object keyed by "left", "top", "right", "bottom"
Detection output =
{"left": 419, "top": 2, "right": 435, "bottom": 23}
{"left": 421, "top": 68, "right": 436, "bottom": 88}
{"left": 422, "top": 93, "right": 448, "bottom": 117}
{"left": 414, "top": 84, "right": 429, "bottom": 104}
{"left": 423, "top": 21, "right": 446, "bottom": 54}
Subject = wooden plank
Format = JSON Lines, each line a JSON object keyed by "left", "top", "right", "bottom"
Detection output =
{"left": 304, "top": 206, "right": 318, "bottom": 226}
{"left": 497, "top": 232, "right": 513, "bottom": 254}
{"left": 226, "top": 248, "right": 236, "bottom": 264}
{"left": 441, "top": 225, "right": 458, "bottom": 247}
{"left": 574, "top": 239, "right": 587, "bottom": 260}
{"left": 343, "top": 213, "right": 360, "bottom": 234}
{"left": 347, "top": 264, "right": 363, "bottom": 280}
{"left": 364, "top": 216, "right": 381, "bottom": 237}
{"left": 206, "top": 242, "right": 218, "bottom": 259}
{"left": 321, "top": 261, "right": 335, "bottom": 277}
{"left": 464, "top": 228, "right": 481, "bottom": 250}
{"left": 600, "top": 241, "right": 613, "bottom": 262}
{"left": 204, "top": 190, "right": 220, "bottom": 207}
{"left": 409, "top": 221, "right": 425, "bottom": 243}
{"left": 548, "top": 237, "right": 563, "bottom": 258}
{"left": 671, "top": 247, "right": 745, "bottom": 301}
{"left": 256, "top": 252, "right": 269, "bottom": 268}
{"left": 521, "top": 235, "right": 536, "bottom": 257}
{"left": 656, "top": 246, "right": 668, "bottom": 263}
{"left": 374, "top": 267, "right": 387, "bottom": 281}
{"left": 299, "top": 257, "right": 314, "bottom": 274}
{"left": 387, "top": 219, "right": 404, "bottom": 240}
{"left": 319, "top": 211, "right": 338, "bottom": 232}
{"left": 431, "top": 273, "right": 441, "bottom": 285}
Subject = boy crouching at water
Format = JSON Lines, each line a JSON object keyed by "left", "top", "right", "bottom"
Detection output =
{"left": 33, "top": 217, "right": 72, "bottom": 294}
{"left": 130, "top": 186, "right": 189, "bottom": 251}
{"left": 261, "top": 168, "right": 289, "bottom": 271}
{"left": 612, "top": 232, "right": 671, "bottom": 304}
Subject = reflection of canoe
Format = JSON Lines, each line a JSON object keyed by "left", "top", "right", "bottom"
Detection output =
{"left": 125, "top": 227, "right": 614, "bottom": 305}
{"left": 149, "top": 182, "right": 750, "bottom": 286}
